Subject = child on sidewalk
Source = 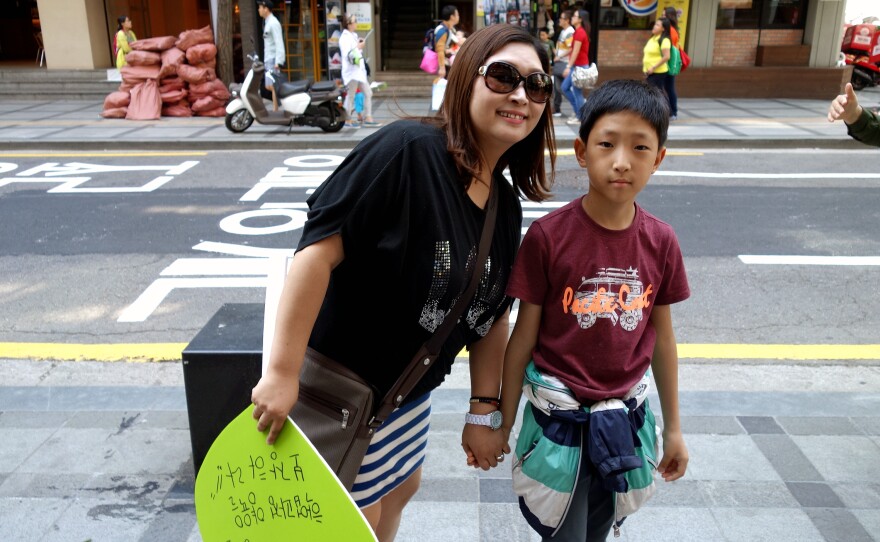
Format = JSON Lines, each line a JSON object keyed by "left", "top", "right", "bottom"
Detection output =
{"left": 499, "top": 79, "right": 690, "bottom": 541}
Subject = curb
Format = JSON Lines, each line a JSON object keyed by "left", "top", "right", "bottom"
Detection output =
{"left": 0, "top": 136, "right": 864, "bottom": 152}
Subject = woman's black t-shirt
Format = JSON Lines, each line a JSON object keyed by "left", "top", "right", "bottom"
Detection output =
{"left": 298, "top": 120, "right": 523, "bottom": 402}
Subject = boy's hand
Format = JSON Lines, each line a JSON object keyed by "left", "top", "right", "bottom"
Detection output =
{"left": 462, "top": 424, "right": 509, "bottom": 470}
{"left": 657, "top": 430, "right": 688, "bottom": 482}
{"left": 828, "top": 83, "right": 863, "bottom": 124}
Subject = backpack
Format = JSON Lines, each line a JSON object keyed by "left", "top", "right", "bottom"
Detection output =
{"left": 667, "top": 44, "right": 682, "bottom": 76}
{"left": 422, "top": 26, "right": 435, "bottom": 52}
{"left": 423, "top": 24, "right": 447, "bottom": 52}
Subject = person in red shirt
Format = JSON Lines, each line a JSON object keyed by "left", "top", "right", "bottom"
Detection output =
{"left": 561, "top": 9, "right": 591, "bottom": 123}
{"left": 501, "top": 79, "right": 689, "bottom": 541}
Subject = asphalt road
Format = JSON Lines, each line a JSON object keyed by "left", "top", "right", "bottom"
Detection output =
{"left": 0, "top": 147, "right": 878, "bottom": 356}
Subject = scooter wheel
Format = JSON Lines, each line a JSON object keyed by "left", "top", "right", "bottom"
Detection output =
{"left": 321, "top": 117, "right": 345, "bottom": 133}
{"left": 225, "top": 110, "right": 254, "bottom": 133}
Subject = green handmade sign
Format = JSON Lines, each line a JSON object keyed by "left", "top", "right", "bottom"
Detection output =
{"left": 195, "top": 406, "right": 377, "bottom": 542}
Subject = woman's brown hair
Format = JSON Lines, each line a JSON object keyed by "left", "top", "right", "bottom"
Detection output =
{"left": 427, "top": 24, "right": 554, "bottom": 202}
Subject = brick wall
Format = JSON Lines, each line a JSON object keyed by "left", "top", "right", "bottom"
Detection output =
{"left": 713, "top": 29, "right": 759, "bottom": 66}
{"left": 757, "top": 29, "right": 804, "bottom": 46}
{"left": 597, "top": 30, "right": 652, "bottom": 67}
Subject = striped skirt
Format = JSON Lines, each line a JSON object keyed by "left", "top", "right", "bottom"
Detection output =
{"left": 350, "top": 392, "right": 431, "bottom": 508}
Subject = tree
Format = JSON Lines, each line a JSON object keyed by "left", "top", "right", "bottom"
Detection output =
{"left": 211, "top": 0, "right": 233, "bottom": 84}
{"left": 239, "top": 0, "right": 258, "bottom": 73}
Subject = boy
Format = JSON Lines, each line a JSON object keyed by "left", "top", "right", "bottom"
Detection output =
{"left": 499, "top": 79, "right": 689, "bottom": 541}
{"left": 538, "top": 27, "right": 555, "bottom": 64}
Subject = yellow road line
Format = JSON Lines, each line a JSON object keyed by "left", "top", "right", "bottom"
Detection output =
{"left": 2, "top": 342, "right": 879, "bottom": 363}
{"left": 0, "top": 343, "right": 188, "bottom": 362}
{"left": 677, "top": 344, "right": 880, "bottom": 360}
{"left": 0, "top": 152, "right": 208, "bottom": 158}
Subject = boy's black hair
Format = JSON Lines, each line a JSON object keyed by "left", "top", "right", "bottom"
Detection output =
{"left": 576, "top": 79, "right": 670, "bottom": 147}
{"left": 440, "top": 5, "right": 458, "bottom": 21}
{"left": 538, "top": 27, "right": 550, "bottom": 35}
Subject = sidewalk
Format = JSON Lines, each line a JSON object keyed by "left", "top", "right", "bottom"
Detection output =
{"left": 1, "top": 357, "right": 879, "bottom": 542}
{"left": 0, "top": 86, "right": 878, "bottom": 150}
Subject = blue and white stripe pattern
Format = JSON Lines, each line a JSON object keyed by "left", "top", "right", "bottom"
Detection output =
{"left": 351, "top": 392, "right": 431, "bottom": 508}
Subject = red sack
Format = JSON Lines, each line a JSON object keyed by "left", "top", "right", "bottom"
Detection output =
{"left": 159, "top": 47, "right": 186, "bottom": 77}
{"left": 161, "top": 89, "right": 188, "bottom": 104}
{"left": 101, "top": 107, "right": 128, "bottom": 119}
{"left": 191, "top": 96, "right": 223, "bottom": 112}
{"left": 196, "top": 106, "right": 227, "bottom": 117}
{"left": 104, "top": 91, "right": 131, "bottom": 109}
{"left": 159, "top": 80, "right": 185, "bottom": 93}
{"left": 186, "top": 43, "right": 217, "bottom": 65}
{"left": 162, "top": 103, "right": 194, "bottom": 117}
{"left": 125, "top": 50, "right": 161, "bottom": 66}
{"left": 126, "top": 80, "right": 162, "bottom": 120}
{"left": 192, "top": 59, "right": 217, "bottom": 70}
{"left": 189, "top": 79, "right": 228, "bottom": 100}
{"left": 118, "top": 82, "right": 134, "bottom": 93}
{"left": 131, "top": 36, "right": 177, "bottom": 51}
{"left": 121, "top": 65, "right": 160, "bottom": 85}
{"left": 175, "top": 26, "right": 214, "bottom": 51}
{"left": 177, "top": 64, "right": 215, "bottom": 85}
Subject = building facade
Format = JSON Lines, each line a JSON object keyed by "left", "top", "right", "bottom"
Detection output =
{"left": 3, "top": 0, "right": 850, "bottom": 97}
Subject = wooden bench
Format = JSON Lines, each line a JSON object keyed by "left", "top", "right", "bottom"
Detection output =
{"left": 755, "top": 45, "right": 811, "bottom": 67}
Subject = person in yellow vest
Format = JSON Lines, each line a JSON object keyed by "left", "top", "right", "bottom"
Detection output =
{"left": 114, "top": 15, "right": 137, "bottom": 70}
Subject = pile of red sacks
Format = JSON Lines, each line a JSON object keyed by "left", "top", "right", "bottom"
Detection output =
{"left": 102, "top": 26, "right": 230, "bottom": 120}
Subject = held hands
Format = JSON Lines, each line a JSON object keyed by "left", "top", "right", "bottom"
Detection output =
{"left": 251, "top": 367, "right": 300, "bottom": 445}
{"left": 462, "top": 424, "right": 510, "bottom": 470}
{"left": 828, "top": 82, "right": 863, "bottom": 124}
{"left": 657, "top": 429, "right": 688, "bottom": 482}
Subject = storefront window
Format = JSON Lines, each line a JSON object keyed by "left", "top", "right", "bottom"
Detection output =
{"left": 717, "top": 0, "right": 807, "bottom": 29}
{"left": 598, "top": 4, "right": 652, "bottom": 30}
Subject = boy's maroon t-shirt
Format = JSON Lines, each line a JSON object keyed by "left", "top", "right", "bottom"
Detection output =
{"left": 507, "top": 198, "right": 690, "bottom": 403}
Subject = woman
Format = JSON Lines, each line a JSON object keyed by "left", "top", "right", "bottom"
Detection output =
{"left": 560, "top": 9, "right": 590, "bottom": 124}
{"left": 251, "top": 24, "right": 555, "bottom": 542}
{"left": 663, "top": 7, "right": 681, "bottom": 120}
{"left": 552, "top": 10, "right": 574, "bottom": 117}
{"left": 643, "top": 17, "right": 674, "bottom": 117}
{"left": 339, "top": 13, "right": 379, "bottom": 128}
{"left": 114, "top": 15, "right": 136, "bottom": 70}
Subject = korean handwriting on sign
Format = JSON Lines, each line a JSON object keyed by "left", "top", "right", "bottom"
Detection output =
{"left": 211, "top": 452, "right": 322, "bottom": 529}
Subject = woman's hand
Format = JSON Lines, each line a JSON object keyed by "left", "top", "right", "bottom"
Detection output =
{"left": 462, "top": 424, "right": 510, "bottom": 470}
{"left": 251, "top": 366, "right": 300, "bottom": 445}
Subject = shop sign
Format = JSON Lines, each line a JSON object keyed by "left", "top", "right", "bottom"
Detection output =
{"left": 619, "top": 0, "right": 659, "bottom": 17}
{"left": 348, "top": 1, "right": 372, "bottom": 31}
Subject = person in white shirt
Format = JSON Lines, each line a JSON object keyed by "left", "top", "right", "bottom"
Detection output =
{"left": 339, "top": 13, "right": 380, "bottom": 128}
{"left": 257, "top": 0, "right": 285, "bottom": 110}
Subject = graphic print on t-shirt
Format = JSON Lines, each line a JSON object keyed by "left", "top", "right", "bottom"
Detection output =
{"left": 561, "top": 267, "right": 653, "bottom": 332}
{"left": 418, "top": 241, "right": 499, "bottom": 337}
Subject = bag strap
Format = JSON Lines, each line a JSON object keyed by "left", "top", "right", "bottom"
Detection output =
{"left": 370, "top": 180, "right": 500, "bottom": 426}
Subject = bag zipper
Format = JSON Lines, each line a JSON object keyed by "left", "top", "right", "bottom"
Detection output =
{"left": 299, "top": 387, "right": 358, "bottom": 430}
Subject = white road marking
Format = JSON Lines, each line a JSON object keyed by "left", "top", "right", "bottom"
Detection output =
{"left": 739, "top": 255, "right": 880, "bottom": 266}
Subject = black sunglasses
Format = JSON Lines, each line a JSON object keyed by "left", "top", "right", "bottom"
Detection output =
{"left": 478, "top": 61, "right": 553, "bottom": 104}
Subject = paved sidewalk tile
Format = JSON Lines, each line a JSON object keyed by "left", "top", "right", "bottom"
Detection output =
{"left": 751, "top": 434, "right": 823, "bottom": 481}
{"left": 804, "top": 508, "right": 875, "bottom": 542}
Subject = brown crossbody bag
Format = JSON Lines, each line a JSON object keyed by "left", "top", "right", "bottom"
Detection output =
{"left": 290, "top": 183, "right": 499, "bottom": 490}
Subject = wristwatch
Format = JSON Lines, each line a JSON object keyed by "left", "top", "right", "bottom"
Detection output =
{"left": 465, "top": 410, "right": 503, "bottom": 430}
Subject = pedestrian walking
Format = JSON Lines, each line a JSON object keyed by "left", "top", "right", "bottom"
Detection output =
{"left": 250, "top": 23, "right": 556, "bottom": 542}
{"left": 257, "top": 0, "right": 285, "bottom": 111}
{"left": 339, "top": 13, "right": 379, "bottom": 128}
{"left": 643, "top": 18, "right": 673, "bottom": 115}
{"left": 552, "top": 10, "right": 574, "bottom": 117}
{"left": 663, "top": 9, "right": 681, "bottom": 120}
{"left": 561, "top": 9, "right": 590, "bottom": 124}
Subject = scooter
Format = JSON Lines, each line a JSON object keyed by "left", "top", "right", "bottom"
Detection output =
{"left": 225, "top": 53, "right": 346, "bottom": 133}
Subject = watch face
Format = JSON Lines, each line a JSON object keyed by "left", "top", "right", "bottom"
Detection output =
{"left": 489, "top": 410, "right": 503, "bottom": 430}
